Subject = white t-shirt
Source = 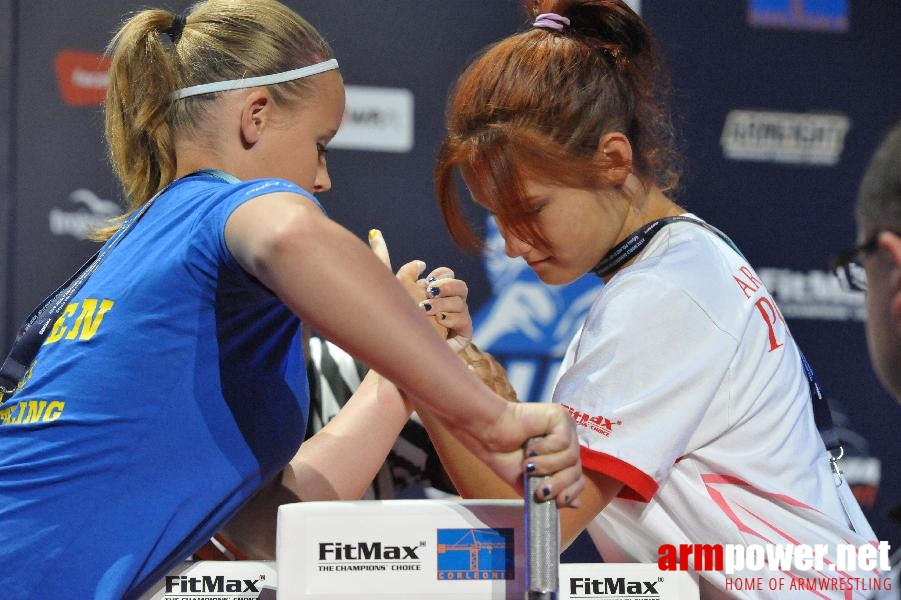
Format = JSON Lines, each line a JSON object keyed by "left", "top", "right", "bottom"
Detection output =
{"left": 554, "top": 217, "right": 882, "bottom": 598}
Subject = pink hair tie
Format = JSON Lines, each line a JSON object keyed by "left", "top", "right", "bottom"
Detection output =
{"left": 532, "top": 12, "right": 570, "bottom": 32}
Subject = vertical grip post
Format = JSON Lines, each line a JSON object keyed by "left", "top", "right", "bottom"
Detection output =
{"left": 525, "top": 463, "right": 559, "bottom": 599}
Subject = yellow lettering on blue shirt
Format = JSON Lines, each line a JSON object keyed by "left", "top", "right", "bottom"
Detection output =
{"left": 44, "top": 298, "right": 115, "bottom": 345}
{"left": 45, "top": 304, "right": 77, "bottom": 344}
{"left": 0, "top": 399, "right": 65, "bottom": 425}
{"left": 15, "top": 360, "right": 36, "bottom": 393}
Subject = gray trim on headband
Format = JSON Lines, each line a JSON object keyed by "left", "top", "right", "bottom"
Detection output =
{"left": 170, "top": 58, "right": 339, "bottom": 101}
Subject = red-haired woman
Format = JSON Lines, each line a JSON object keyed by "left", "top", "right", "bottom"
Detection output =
{"left": 427, "top": 1, "right": 881, "bottom": 597}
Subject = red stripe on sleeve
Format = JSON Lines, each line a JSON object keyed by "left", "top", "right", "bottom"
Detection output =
{"left": 580, "top": 445, "right": 658, "bottom": 502}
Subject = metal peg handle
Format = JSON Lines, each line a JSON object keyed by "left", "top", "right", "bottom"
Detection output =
{"left": 525, "top": 464, "right": 558, "bottom": 599}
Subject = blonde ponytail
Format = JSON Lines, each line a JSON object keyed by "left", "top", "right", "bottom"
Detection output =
{"left": 99, "top": 10, "right": 180, "bottom": 239}
{"left": 98, "top": 0, "right": 333, "bottom": 240}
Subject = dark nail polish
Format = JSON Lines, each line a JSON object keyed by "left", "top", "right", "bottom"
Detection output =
{"left": 427, "top": 276, "right": 438, "bottom": 283}
{"left": 542, "top": 487, "right": 552, "bottom": 498}
{"left": 564, "top": 494, "right": 571, "bottom": 503}
{"left": 440, "top": 313, "right": 447, "bottom": 320}
{"left": 421, "top": 302, "right": 432, "bottom": 312}
{"left": 429, "top": 286, "right": 440, "bottom": 297}
{"left": 527, "top": 450, "right": 538, "bottom": 458}
{"left": 526, "top": 463, "right": 536, "bottom": 473}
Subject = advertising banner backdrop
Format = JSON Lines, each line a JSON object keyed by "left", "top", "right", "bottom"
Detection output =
{"left": 1, "top": 0, "right": 899, "bottom": 572}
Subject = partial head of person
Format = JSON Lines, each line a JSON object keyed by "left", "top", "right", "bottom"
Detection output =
{"left": 101, "top": 0, "right": 344, "bottom": 238}
{"left": 833, "top": 120, "right": 901, "bottom": 403}
{"left": 435, "top": 0, "right": 683, "bottom": 286}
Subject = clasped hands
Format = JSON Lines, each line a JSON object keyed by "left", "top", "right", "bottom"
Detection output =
{"left": 367, "top": 229, "right": 585, "bottom": 508}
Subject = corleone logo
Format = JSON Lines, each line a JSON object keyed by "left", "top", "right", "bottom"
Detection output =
{"left": 721, "top": 110, "right": 850, "bottom": 166}
{"left": 54, "top": 50, "right": 110, "bottom": 106}
{"left": 747, "top": 0, "right": 848, "bottom": 32}
{"left": 316, "top": 540, "right": 424, "bottom": 573}
{"left": 570, "top": 576, "right": 662, "bottom": 597}
{"left": 437, "top": 528, "right": 515, "bottom": 581}
{"left": 164, "top": 574, "right": 262, "bottom": 598}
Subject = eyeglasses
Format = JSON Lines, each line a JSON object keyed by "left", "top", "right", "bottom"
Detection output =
{"left": 830, "top": 231, "right": 890, "bottom": 292}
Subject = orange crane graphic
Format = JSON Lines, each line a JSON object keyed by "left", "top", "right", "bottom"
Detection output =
{"left": 437, "top": 529, "right": 508, "bottom": 571}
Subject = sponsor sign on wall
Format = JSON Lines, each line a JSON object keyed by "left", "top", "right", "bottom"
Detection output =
{"left": 720, "top": 110, "right": 850, "bottom": 166}
{"left": 54, "top": 49, "right": 109, "bottom": 106}
{"left": 747, "top": 0, "right": 848, "bottom": 32}
{"left": 323, "top": 85, "right": 414, "bottom": 153}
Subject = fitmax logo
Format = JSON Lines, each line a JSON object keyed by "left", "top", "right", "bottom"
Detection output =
{"left": 318, "top": 542, "right": 420, "bottom": 560}
{"left": 570, "top": 576, "right": 661, "bottom": 596}
{"left": 164, "top": 575, "right": 260, "bottom": 594}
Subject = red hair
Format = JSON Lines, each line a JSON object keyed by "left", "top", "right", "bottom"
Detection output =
{"left": 435, "top": 0, "right": 681, "bottom": 251}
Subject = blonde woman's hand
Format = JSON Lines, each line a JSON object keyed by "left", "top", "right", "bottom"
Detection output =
{"left": 369, "top": 228, "right": 447, "bottom": 339}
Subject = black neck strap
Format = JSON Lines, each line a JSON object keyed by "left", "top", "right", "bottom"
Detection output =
{"left": 589, "top": 215, "right": 745, "bottom": 279}
{"left": 0, "top": 197, "right": 158, "bottom": 397}
{"left": 586, "top": 213, "right": 840, "bottom": 453}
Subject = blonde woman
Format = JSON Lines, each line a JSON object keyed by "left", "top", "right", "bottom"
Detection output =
{"left": 0, "top": 2, "right": 583, "bottom": 598}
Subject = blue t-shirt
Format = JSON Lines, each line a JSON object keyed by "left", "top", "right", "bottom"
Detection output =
{"left": 0, "top": 173, "right": 318, "bottom": 599}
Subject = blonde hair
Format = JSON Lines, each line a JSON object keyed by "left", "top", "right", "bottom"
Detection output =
{"left": 100, "top": 0, "right": 333, "bottom": 239}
